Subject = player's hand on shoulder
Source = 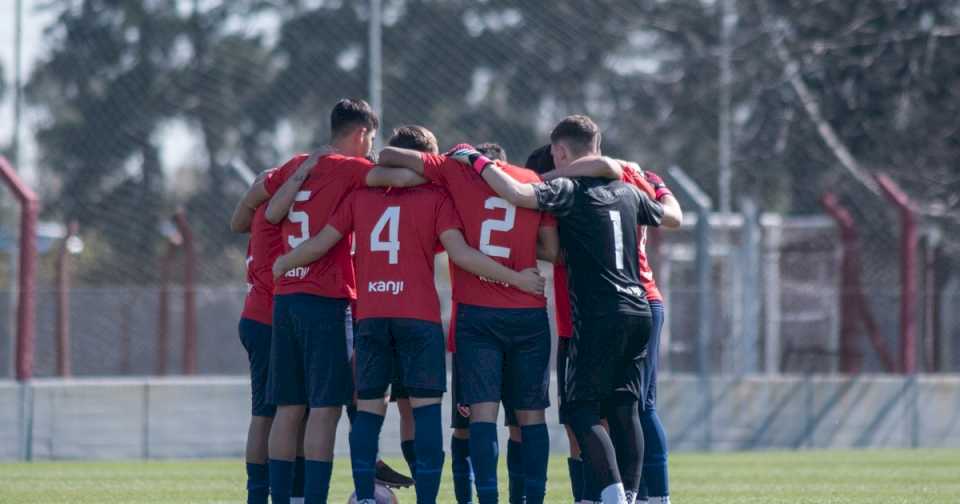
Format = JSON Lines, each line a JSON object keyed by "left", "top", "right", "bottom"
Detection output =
{"left": 514, "top": 267, "right": 546, "bottom": 296}
{"left": 644, "top": 170, "right": 673, "bottom": 200}
{"left": 445, "top": 143, "right": 493, "bottom": 175}
{"left": 457, "top": 404, "right": 471, "bottom": 418}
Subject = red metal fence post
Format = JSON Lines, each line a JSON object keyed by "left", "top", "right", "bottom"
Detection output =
{"left": 173, "top": 210, "right": 197, "bottom": 375}
{"left": 876, "top": 174, "right": 918, "bottom": 374}
{"left": 156, "top": 241, "right": 177, "bottom": 375}
{"left": 0, "top": 156, "right": 38, "bottom": 381}
{"left": 55, "top": 220, "right": 79, "bottom": 377}
{"left": 820, "top": 192, "right": 896, "bottom": 373}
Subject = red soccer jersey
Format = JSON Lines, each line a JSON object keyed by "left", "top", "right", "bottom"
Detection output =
{"left": 241, "top": 204, "right": 283, "bottom": 325}
{"left": 264, "top": 153, "right": 373, "bottom": 299}
{"left": 328, "top": 185, "right": 462, "bottom": 323}
{"left": 621, "top": 164, "right": 663, "bottom": 302}
{"left": 552, "top": 163, "right": 663, "bottom": 339}
{"left": 421, "top": 153, "right": 552, "bottom": 310}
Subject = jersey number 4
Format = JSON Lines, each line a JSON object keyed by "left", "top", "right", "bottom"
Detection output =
{"left": 479, "top": 197, "right": 515, "bottom": 258}
{"left": 371, "top": 206, "right": 401, "bottom": 264}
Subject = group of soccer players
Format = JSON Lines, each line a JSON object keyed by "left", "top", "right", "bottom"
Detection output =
{"left": 231, "top": 98, "right": 682, "bottom": 504}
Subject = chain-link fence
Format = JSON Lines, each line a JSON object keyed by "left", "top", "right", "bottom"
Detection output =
{"left": 1, "top": 0, "right": 959, "bottom": 378}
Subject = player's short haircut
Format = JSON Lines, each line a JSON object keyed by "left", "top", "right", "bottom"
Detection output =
{"left": 524, "top": 144, "right": 555, "bottom": 175}
{"left": 476, "top": 143, "right": 507, "bottom": 162}
{"left": 388, "top": 125, "right": 439, "bottom": 154}
{"left": 550, "top": 114, "right": 600, "bottom": 156}
{"left": 330, "top": 98, "right": 380, "bottom": 138}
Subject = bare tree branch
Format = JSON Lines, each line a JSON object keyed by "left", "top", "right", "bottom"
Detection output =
{"left": 758, "top": 2, "right": 882, "bottom": 196}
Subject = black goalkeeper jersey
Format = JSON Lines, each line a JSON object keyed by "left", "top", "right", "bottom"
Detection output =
{"left": 533, "top": 177, "right": 663, "bottom": 319}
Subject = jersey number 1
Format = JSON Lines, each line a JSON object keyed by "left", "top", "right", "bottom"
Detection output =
{"left": 609, "top": 210, "right": 624, "bottom": 270}
{"left": 371, "top": 206, "right": 400, "bottom": 264}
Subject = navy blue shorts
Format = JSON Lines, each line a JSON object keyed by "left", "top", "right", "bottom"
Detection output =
{"left": 267, "top": 294, "right": 354, "bottom": 408}
{"left": 449, "top": 357, "right": 518, "bottom": 427}
{"left": 565, "top": 313, "right": 651, "bottom": 405}
{"left": 644, "top": 301, "right": 665, "bottom": 411}
{"left": 239, "top": 318, "right": 276, "bottom": 418}
{"left": 454, "top": 304, "right": 550, "bottom": 411}
{"left": 355, "top": 318, "right": 446, "bottom": 400}
{"left": 450, "top": 358, "right": 470, "bottom": 429}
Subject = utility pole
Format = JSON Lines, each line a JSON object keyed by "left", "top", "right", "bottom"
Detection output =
{"left": 718, "top": 0, "right": 735, "bottom": 213}
{"left": 368, "top": 0, "right": 383, "bottom": 148}
{"left": 13, "top": 0, "right": 23, "bottom": 168}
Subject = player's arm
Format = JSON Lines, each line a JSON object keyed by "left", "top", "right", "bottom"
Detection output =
{"left": 365, "top": 166, "right": 428, "bottom": 188}
{"left": 536, "top": 224, "right": 560, "bottom": 263}
{"left": 376, "top": 147, "right": 427, "bottom": 174}
{"left": 540, "top": 155, "right": 622, "bottom": 181}
{"left": 439, "top": 229, "right": 545, "bottom": 296}
{"left": 645, "top": 170, "right": 683, "bottom": 228}
{"left": 265, "top": 151, "right": 323, "bottom": 224}
{"left": 272, "top": 225, "right": 344, "bottom": 279}
{"left": 635, "top": 188, "right": 666, "bottom": 227}
{"left": 229, "top": 171, "right": 271, "bottom": 233}
{"left": 477, "top": 162, "right": 540, "bottom": 209}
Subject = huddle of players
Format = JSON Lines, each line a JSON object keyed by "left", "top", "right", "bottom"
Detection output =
{"left": 231, "top": 98, "right": 682, "bottom": 504}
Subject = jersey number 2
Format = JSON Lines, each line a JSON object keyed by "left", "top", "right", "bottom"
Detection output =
{"left": 479, "top": 197, "right": 516, "bottom": 258}
{"left": 371, "top": 206, "right": 400, "bottom": 264}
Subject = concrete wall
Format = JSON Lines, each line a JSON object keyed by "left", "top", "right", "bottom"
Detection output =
{"left": 2, "top": 374, "right": 960, "bottom": 461}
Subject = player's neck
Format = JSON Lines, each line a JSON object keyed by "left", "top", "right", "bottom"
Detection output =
{"left": 329, "top": 138, "right": 364, "bottom": 158}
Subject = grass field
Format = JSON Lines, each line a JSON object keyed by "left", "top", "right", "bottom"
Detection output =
{"left": 1, "top": 449, "right": 958, "bottom": 503}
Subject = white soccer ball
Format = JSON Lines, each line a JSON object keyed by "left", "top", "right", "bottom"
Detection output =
{"left": 346, "top": 484, "right": 399, "bottom": 504}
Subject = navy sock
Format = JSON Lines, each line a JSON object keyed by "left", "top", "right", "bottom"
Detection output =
{"left": 349, "top": 412, "right": 385, "bottom": 501}
{"left": 304, "top": 460, "right": 333, "bottom": 504}
{"left": 246, "top": 462, "right": 269, "bottom": 504}
{"left": 567, "top": 457, "right": 583, "bottom": 502}
{"left": 292, "top": 457, "right": 305, "bottom": 498}
{"left": 506, "top": 439, "right": 524, "bottom": 504}
{"left": 468, "top": 422, "right": 499, "bottom": 504}
{"left": 401, "top": 439, "right": 417, "bottom": 480}
{"left": 268, "top": 459, "right": 294, "bottom": 504}
{"left": 413, "top": 404, "right": 444, "bottom": 504}
{"left": 346, "top": 403, "right": 357, "bottom": 425}
{"left": 639, "top": 409, "right": 670, "bottom": 498}
{"left": 520, "top": 424, "right": 549, "bottom": 504}
{"left": 451, "top": 435, "right": 474, "bottom": 504}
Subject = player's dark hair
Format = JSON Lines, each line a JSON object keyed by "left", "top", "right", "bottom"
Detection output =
{"left": 524, "top": 144, "right": 555, "bottom": 175}
{"left": 388, "top": 125, "right": 439, "bottom": 154}
{"left": 476, "top": 143, "right": 507, "bottom": 162}
{"left": 330, "top": 98, "right": 380, "bottom": 138}
{"left": 550, "top": 114, "right": 600, "bottom": 156}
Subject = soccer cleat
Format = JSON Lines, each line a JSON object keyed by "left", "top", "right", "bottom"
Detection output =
{"left": 374, "top": 459, "right": 415, "bottom": 488}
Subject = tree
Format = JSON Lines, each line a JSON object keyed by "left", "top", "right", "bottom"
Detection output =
{"left": 27, "top": 0, "right": 185, "bottom": 283}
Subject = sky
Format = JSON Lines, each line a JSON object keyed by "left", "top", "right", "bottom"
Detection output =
{"left": 0, "top": 0, "right": 54, "bottom": 186}
{"left": 0, "top": 1, "right": 213, "bottom": 190}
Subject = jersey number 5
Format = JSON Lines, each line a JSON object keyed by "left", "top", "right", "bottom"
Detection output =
{"left": 371, "top": 206, "right": 401, "bottom": 264}
{"left": 287, "top": 191, "right": 312, "bottom": 249}
{"left": 479, "top": 197, "right": 516, "bottom": 258}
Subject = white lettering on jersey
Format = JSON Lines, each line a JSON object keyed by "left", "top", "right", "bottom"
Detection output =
{"left": 284, "top": 266, "right": 310, "bottom": 280}
{"left": 615, "top": 284, "right": 645, "bottom": 298}
{"left": 368, "top": 280, "right": 405, "bottom": 295}
{"left": 477, "top": 275, "right": 510, "bottom": 288}
{"left": 245, "top": 256, "right": 254, "bottom": 292}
